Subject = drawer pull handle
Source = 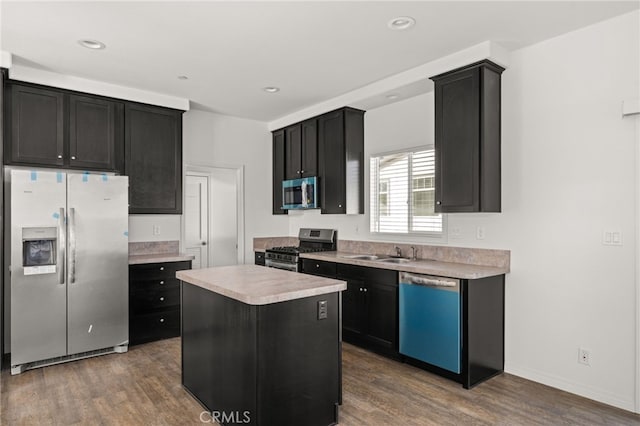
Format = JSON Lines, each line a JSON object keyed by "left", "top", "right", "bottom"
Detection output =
{"left": 160, "top": 267, "right": 165, "bottom": 271}
{"left": 159, "top": 281, "right": 165, "bottom": 285}
{"left": 159, "top": 318, "right": 165, "bottom": 323}
{"left": 316, "top": 264, "right": 320, "bottom": 268}
{"left": 160, "top": 297, "right": 165, "bottom": 301}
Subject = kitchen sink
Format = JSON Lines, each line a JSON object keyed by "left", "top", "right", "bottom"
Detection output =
{"left": 376, "top": 257, "right": 412, "bottom": 264}
{"left": 339, "top": 254, "right": 380, "bottom": 260}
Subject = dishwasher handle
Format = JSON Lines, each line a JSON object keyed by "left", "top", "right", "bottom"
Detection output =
{"left": 400, "top": 272, "right": 459, "bottom": 290}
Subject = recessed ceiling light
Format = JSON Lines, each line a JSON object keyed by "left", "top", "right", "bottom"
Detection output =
{"left": 78, "top": 39, "right": 106, "bottom": 50}
{"left": 386, "top": 94, "right": 400, "bottom": 100}
{"left": 387, "top": 16, "right": 416, "bottom": 31}
{"left": 177, "top": 75, "right": 189, "bottom": 80}
{"left": 263, "top": 87, "right": 280, "bottom": 93}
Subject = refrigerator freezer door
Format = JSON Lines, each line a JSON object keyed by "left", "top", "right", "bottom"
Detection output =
{"left": 10, "top": 170, "right": 68, "bottom": 365}
{"left": 67, "top": 174, "right": 129, "bottom": 354}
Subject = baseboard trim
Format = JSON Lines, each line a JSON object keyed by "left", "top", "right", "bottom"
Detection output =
{"left": 506, "top": 364, "right": 635, "bottom": 412}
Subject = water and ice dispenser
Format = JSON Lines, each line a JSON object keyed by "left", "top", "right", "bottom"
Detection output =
{"left": 22, "top": 227, "right": 57, "bottom": 275}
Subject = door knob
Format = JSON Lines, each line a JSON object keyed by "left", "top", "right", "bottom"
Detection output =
{"left": 57, "top": 154, "right": 63, "bottom": 159}
{"left": 160, "top": 297, "right": 165, "bottom": 302}
{"left": 202, "top": 242, "right": 207, "bottom": 246}
{"left": 71, "top": 156, "right": 76, "bottom": 160}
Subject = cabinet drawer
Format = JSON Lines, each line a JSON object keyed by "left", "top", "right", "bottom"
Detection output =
{"left": 130, "top": 309, "right": 180, "bottom": 345}
{"left": 129, "top": 261, "right": 191, "bottom": 280}
{"left": 301, "top": 259, "right": 337, "bottom": 278}
{"left": 130, "top": 286, "right": 180, "bottom": 314}
{"left": 130, "top": 277, "right": 179, "bottom": 292}
{"left": 255, "top": 252, "right": 266, "bottom": 266}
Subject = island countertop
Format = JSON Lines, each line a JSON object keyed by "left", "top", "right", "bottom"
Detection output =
{"left": 176, "top": 264, "right": 347, "bottom": 305}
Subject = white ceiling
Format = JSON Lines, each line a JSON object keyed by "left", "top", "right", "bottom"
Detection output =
{"left": 1, "top": 1, "right": 637, "bottom": 122}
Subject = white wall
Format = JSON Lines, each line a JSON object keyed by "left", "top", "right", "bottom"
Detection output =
{"left": 128, "top": 215, "right": 182, "bottom": 243}
{"left": 290, "top": 11, "right": 640, "bottom": 411}
{"left": 182, "top": 109, "right": 289, "bottom": 263}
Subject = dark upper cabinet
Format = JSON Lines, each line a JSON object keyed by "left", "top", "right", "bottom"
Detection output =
{"left": 4, "top": 82, "right": 124, "bottom": 172}
{"left": 431, "top": 60, "right": 504, "bottom": 213}
{"left": 285, "top": 119, "right": 317, "bottom": 180}
{"left": 7, "top": 84, "right": 64, "bottom": 167}
{"left": 272, "top": 129, "right": 286, "bottom": 215}
{"left": 125, "top": 103, "right": 183, "bottom": 214}
{"left": 69, "top": 94, "right": 123, "bottom": 171}
{"left": 317, "top": 107, "right": 365, "bottom": 214}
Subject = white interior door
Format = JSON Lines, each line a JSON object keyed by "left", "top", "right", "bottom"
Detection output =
{"left": 184, "top": 174, "right": 209, "bottom": 269}
{"left": 210, "top": 168, "right": 238, "bottom": 267}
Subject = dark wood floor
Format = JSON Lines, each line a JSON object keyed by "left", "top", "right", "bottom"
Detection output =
{"left": 1, "top": 338, "right": 638, "bottom": 425}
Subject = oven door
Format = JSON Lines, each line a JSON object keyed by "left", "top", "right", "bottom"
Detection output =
{"left": 265, "top": 258, "right": 298, "bottom": 272}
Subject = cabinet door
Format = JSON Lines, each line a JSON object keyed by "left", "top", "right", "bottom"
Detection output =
{"left": 434, "top": 67, "right": 480, "bottom": 212}
{"left": 125, "top": 103, "right": 183, "bottom": 214}
{"left": 300, "top": 119, "right": 317, "bottom": 177}
{"left": 342, "top": 278, "right": 364, "bottom": 335}
{"left": 363, "top": 281, "right": 398, "bottom": 350}
{"left": 69, "top": 94, "right": 123, "bottom": 172}
{"left": 284, "top": 124, "right": 302, "bottom": 180}
{"left": 8, "top": 84, "right": 64, "bottom": 167}
{"left": 318, "top": 110, "right": 345, "bottom": 214}
{"left": 272, "top": 129, "right": 287, "bottom": 215}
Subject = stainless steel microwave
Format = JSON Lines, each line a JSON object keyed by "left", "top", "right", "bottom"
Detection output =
{"left": 282, "top": 176, "right": 319, "bottom": 209}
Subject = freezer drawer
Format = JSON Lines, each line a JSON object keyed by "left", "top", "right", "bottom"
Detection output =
{"left": 399, "top": 273, "right": 461, "bottom": 373}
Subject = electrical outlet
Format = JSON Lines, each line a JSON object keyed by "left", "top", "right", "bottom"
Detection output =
{"left": 450, "top": 227, "right": 461, "bottom": 238}
{"left": 476, "top": 226, "right": 485, "bottom": 240}
{"left": 578, "top": 348, "right": 591, "bottom": 366}
{"left": 603, "top": 230, "right": 622, "bottom": 246}
{"left": 153, "top": 225, "right": 161, "bottom": 236}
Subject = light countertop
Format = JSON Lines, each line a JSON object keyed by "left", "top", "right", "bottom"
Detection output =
{"left": 129, "top": 253, "right": 195, "bottom": 265}
{"left": 300, "top": 251, "right": 509, "bottom": 280}
{"left": 177, "top": 264, "right": 347, "bottom": 305}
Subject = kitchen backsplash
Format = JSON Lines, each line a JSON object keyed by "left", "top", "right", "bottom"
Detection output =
{"left": 129, "top": 240, "right": 180, "bottom": 256}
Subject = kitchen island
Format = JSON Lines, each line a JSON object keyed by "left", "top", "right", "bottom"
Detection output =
{"left": 177, "top": 265, "right": 346, "bottom": 426}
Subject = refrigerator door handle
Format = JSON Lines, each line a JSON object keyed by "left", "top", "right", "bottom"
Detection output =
{"left": 58, "top": 208, "right": 66, "bottom": 285}
{"left": 69, "top": 207, "right": 76, "bottom": 284}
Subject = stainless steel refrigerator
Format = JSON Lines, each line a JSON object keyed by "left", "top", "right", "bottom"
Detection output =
{"left": 9, "top": 169, "right": 129, "bottom": 374}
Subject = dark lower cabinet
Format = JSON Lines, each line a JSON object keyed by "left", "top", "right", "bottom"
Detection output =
{"left": 125, "top": 103, "right": 183, "bottom": 214}
{"left": 182, "top": 282, "right": 340, "bottom": 426}
{"left": 129, "top": 260, "right": 191, "bottom": 345}
{"left": 300, "top": 257, "right": 506, "bottom": 389}
{"left": 337, "top": 264, "right": 398, "bottom": 357}
{"left": 254, "top": 251, "right": 265, "bottom": 266}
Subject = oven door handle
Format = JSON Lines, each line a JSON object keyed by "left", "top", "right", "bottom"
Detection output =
{"left": 265, "top": 259, "right": 298, "bottom": 272}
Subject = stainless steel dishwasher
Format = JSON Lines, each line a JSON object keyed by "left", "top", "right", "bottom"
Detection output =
{"left": 399, "top": 271, "right": 461, "bottom": 373}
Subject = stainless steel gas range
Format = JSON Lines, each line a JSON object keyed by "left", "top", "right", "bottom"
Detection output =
{"left": 265, "top": 228, "right": 337, "bottom": 272}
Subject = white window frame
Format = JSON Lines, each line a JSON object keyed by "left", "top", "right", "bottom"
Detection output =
{"left": 369, "top": 146, "right": 446, "bottom": 239}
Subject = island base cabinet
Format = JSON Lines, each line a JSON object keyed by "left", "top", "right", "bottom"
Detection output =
{"left": 182, "top": 282, "right": 340, "bottom": 426}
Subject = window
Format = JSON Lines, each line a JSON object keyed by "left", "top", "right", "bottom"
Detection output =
{"left": 379, "top": 180, "right": 389, "bottom": 216}
{"left": 370, "top": 148, "right": 443, "bottom": 235}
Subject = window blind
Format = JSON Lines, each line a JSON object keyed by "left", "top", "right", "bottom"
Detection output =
{"left": 370, "top": 148, "right": 443, "bottom": 234}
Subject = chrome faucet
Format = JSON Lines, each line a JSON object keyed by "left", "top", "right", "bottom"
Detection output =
{"left": 410, "top": 246, "right": 417, "bottom": 261}
{"left": 394, "top": 246, "right": 402, "bottom": 257}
